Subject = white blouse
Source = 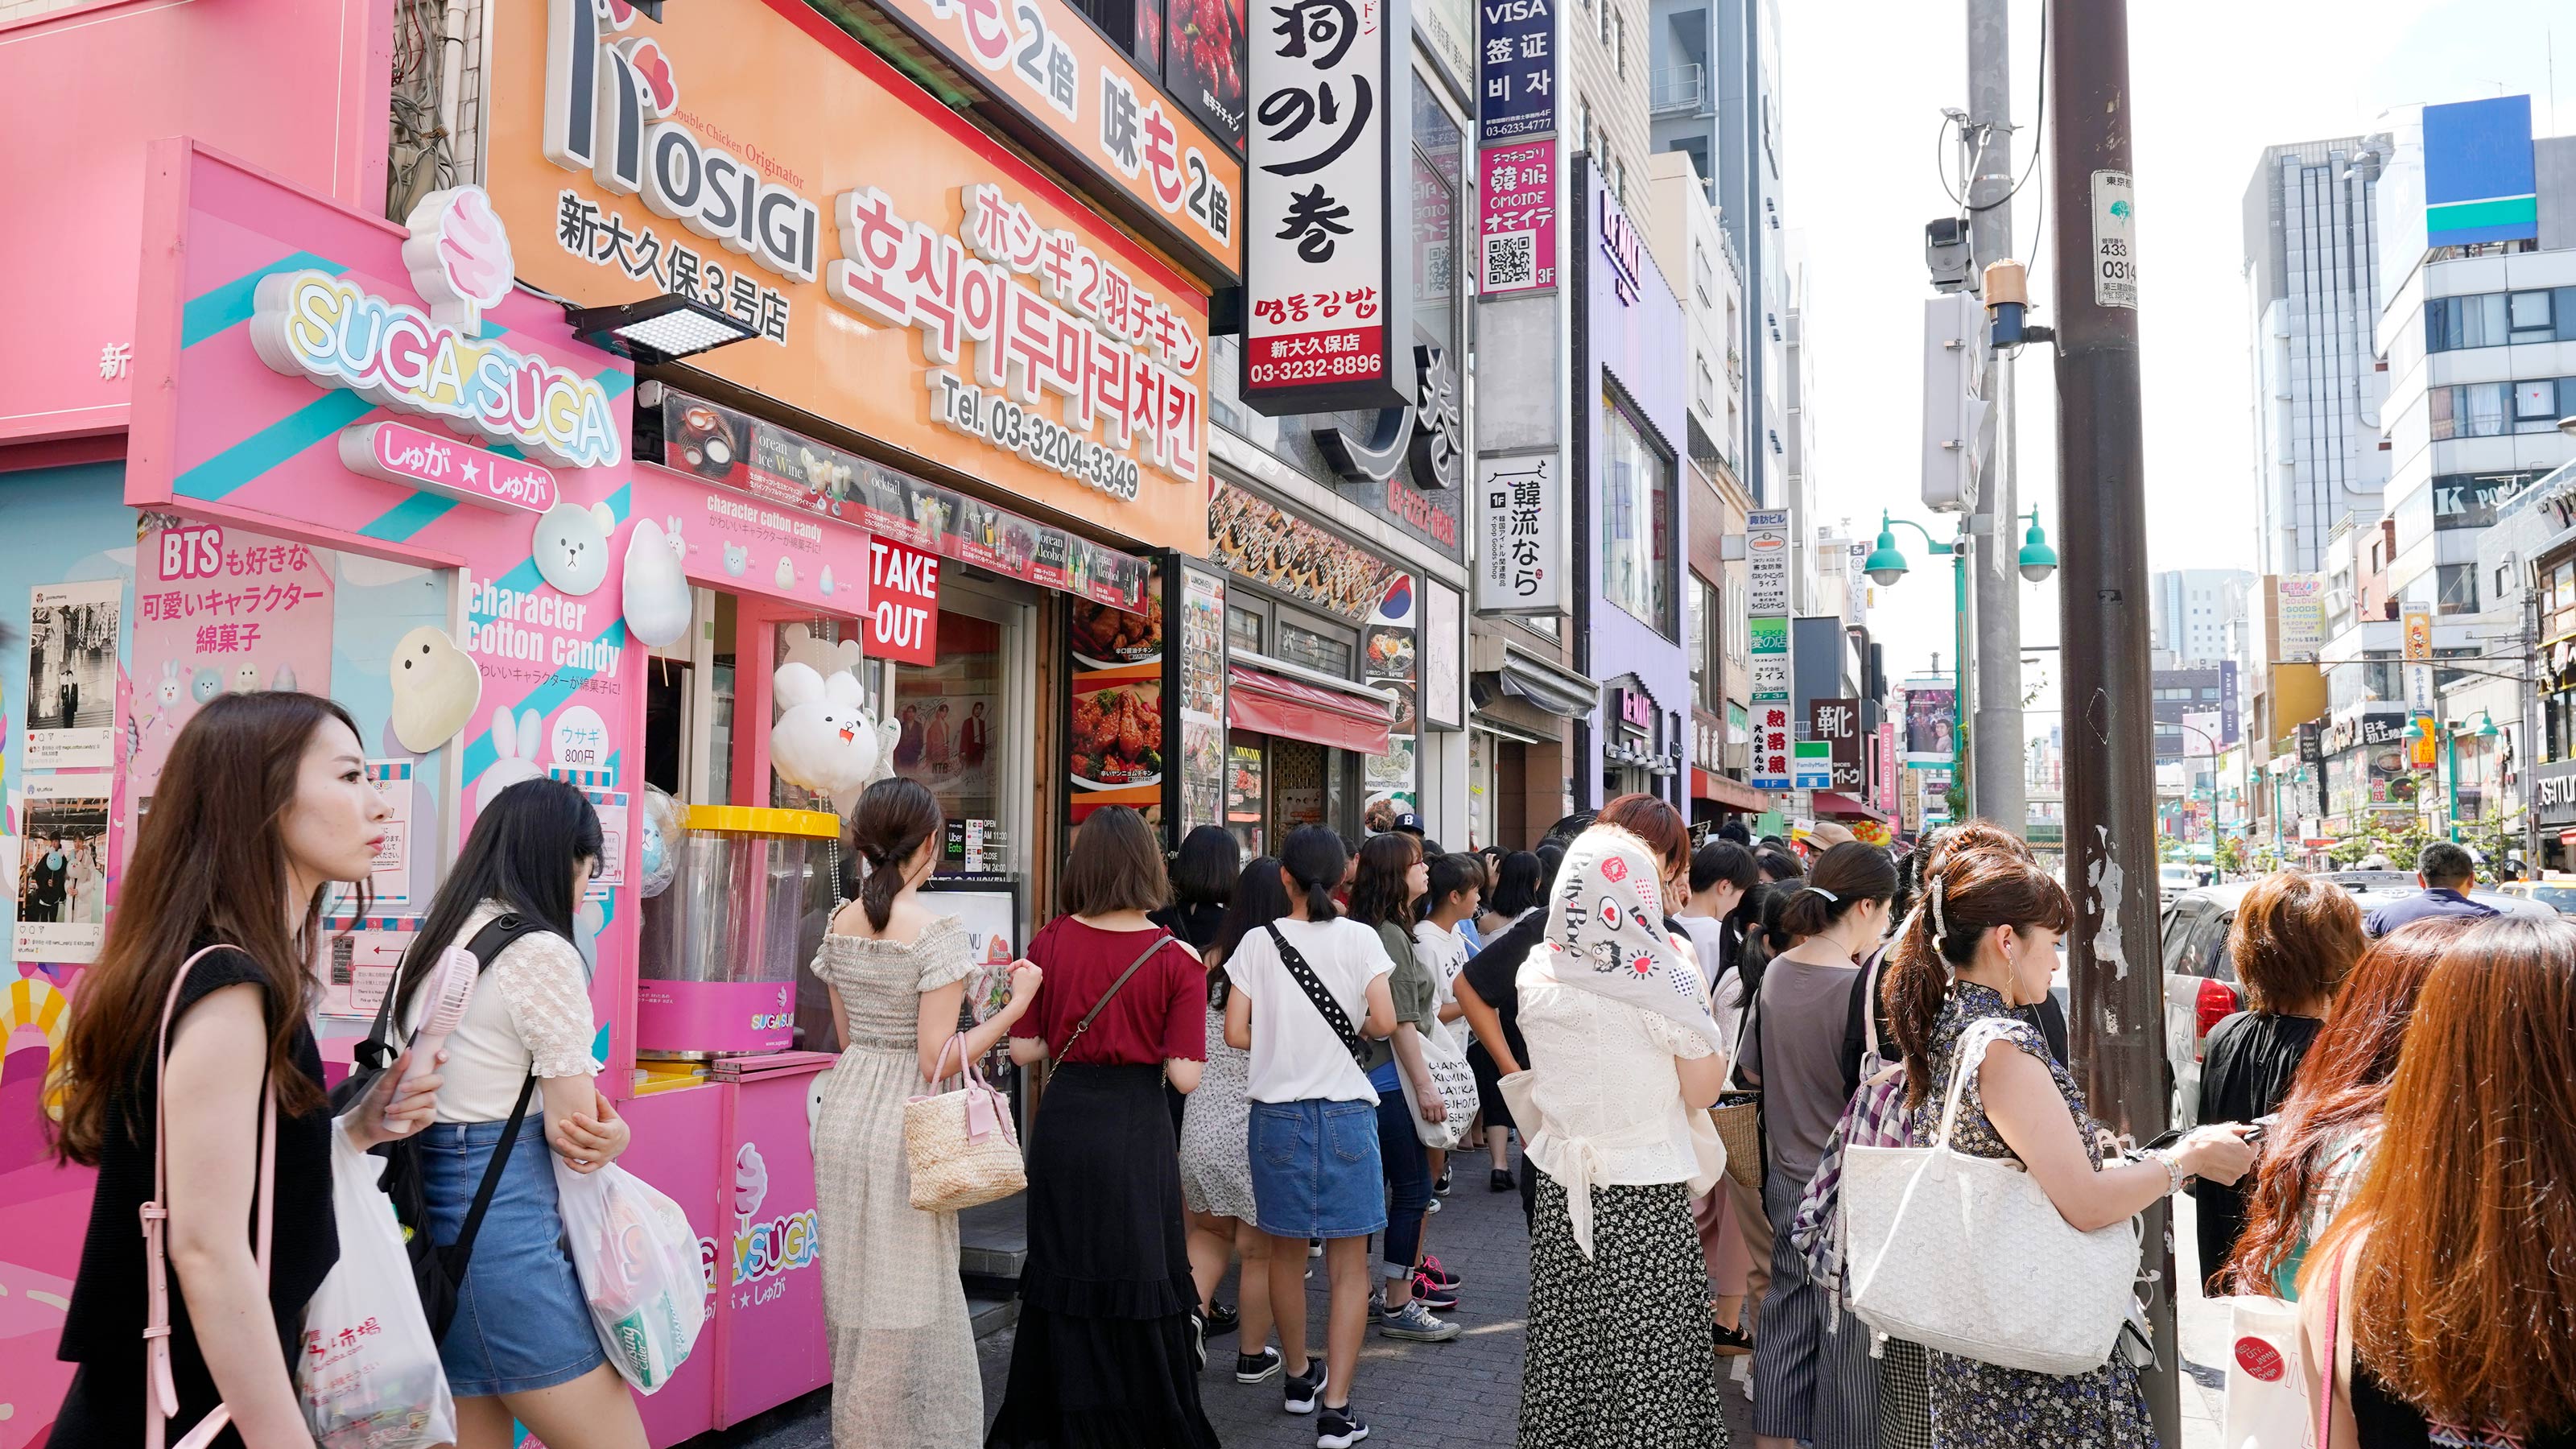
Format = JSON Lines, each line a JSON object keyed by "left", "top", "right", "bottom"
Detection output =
{"left": 398, "top": 900, "right": 602, "bottom": 1123}
{"left": 1515, "top": 949, "right": 1717, "bottom": 1194}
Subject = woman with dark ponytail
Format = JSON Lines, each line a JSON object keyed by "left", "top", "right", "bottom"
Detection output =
{"left": 810, "top": 778, "right": 1042, "bottom": 1447}
{"left": 1740, "top": 840, "right": 1896, "bottom": 1449}
{"left": 1879, "top": 842, "right": 2252, "bottom": 1448}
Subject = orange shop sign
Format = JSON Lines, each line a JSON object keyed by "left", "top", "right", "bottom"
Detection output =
{"left": 488, "top": 0, "right": 1212, "bottom": 556}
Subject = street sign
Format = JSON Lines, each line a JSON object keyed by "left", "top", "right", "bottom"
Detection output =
{"left": 1746, "top": 510, "right": 1791, "bottom": 615}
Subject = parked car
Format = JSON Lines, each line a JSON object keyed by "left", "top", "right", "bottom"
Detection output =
{"left": 2158, "top": 863, "right": 2198, "bottom": 906}
{"left": 2494, "top": 877, "right": 2576, "bottom": 914}
{"left": 2312, "top": 869, "right": 2417, "bottom": 893}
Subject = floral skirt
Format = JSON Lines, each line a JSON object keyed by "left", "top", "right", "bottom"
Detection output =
{"left": 1925, "top": 1345, "right": 2154, "bottom": 1449}
{"left": 1520, "top": 1171, "right": 1729, "bottom": 1449}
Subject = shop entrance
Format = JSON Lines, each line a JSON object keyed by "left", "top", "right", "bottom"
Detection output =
{"left": 883, "top": 571, "right": 1039, "bottom": 883}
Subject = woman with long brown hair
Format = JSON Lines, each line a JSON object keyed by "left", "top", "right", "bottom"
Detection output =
{"left": 1880, "top": 840, "right": 2253, "bottom": 1449}
{"left": 51, "top": 692, "right": 446, "bottom": 1447}
{"left": 2299, "top": 915, "right": 2576, "bottom": 1447}
{"left": 2193, "top": 870, "right": 2363, "bottom": 1290}
{"left": 2225, "top": 916, "right": 2470, "bottom": 1300}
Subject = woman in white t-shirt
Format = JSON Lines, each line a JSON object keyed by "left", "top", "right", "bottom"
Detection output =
{"left": 1411, "top": 852, "right": 1480, "bottom": 1207}
{"left": 1223, "top": 825, "right": 1397, "bottom": 1449}
{"left": 394, "top": 779, "right": 644, "bottom": 1449}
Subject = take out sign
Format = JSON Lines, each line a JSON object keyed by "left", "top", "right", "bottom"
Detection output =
{"left": 869, "top": 537, "right": 940, "bottom": 665}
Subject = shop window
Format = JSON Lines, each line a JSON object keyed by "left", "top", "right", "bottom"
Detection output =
{"left": 1412, "top": 76, "right": 1462, "bottom": 376}
{"left": 1228, "top": 604, "right": 1264, "bottom": 654}
{"left": 888, "top": 611, "right": 1008, "bottom": 874}
{"left": 1689, "top": 572, "right": 1719, "bottom": 710}
{"left": 1600, "top": 390, "right": 1676, "bottom": 638}
{"left": 1276, "top": 618, "right": 1353, "bottom": 676}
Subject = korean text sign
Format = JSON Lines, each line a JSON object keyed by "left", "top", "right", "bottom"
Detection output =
{"left": 1476, "top": 0, "right": 1555, "bottom": 143}
{"left": 485, "top": 0, "right": 1212, "bottom": 556}
{"left": 1478, "top": 141, "right": 1556, "bottom": 295}
{"left": 1243, "top": 0, "right": 1412, "bottom": 413}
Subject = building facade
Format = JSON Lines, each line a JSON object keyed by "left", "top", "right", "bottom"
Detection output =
{"left": 2152, "top": 568, "right": 2255, "bottom": 666}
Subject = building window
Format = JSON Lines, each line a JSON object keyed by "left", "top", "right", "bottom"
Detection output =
{"left": 2546, "top": 558, "right": 2576, "bottom": 641}
{"left": 1276, "top": 617, "right": 1354, "bottom": 676}
{"left": 2516, "top": 379, "right": 2563, "bottom": 427}
{"left": 1600, "top": 390, "right": 1675, "bottom": 637}
{"left": 1612, "top": 10, "right": 1625, "bottom": 76}
{"left": 1228, "top": 605, "right": 1263, "bottom": 654}
{"left": 2435, "top": 563, "right": 2479, "bottom": 617}
{"left": 1690, "top": 572, "right": 1719, "bottom": 709}
{"left": 2430, "top": 382, "right": 2511, "bottom": 439}
{"left": 2509, "top": 288, "right": 2555, "bottom": 336}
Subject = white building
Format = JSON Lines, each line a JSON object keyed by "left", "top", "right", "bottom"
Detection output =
{"left": 2153, "top": 569, "right": 2256, "bottom": 666}
{"left": 2244, "top": 136, "right": 2389, "bottom": 578}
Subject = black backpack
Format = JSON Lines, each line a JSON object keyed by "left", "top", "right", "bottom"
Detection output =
{"left": 328, "top": 913, "right": 551, "bottom": 1341}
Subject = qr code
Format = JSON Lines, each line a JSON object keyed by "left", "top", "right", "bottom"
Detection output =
{"left": 1484, "top": 231, "right": 1535, "bottom": 287}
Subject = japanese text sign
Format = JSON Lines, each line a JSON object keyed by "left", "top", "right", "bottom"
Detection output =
{"left": 1473, "top": 452, "right": 1561, "bottom": 612}
{"left": 487, "top": 0, "right": 1212, "bottom": 555}
{"left": 1750, "top": 701, "right": 1793, "bottom": 793}
{"left": 1746, "top": 509, "right": 1791, "bottom": 616}
{"left": 1476, "top": 0, "right": 1554, "bottom": 142}
{"left": 339, "top": 421, "right": 559, "bottom": 514}
{"left": 1794, "top": 740, "right": 1833, "bottom": 791}
{"left": 134, "top": 523, "right": 336, "bottom": 790}
{"left": 1810, "top": 697, "right": 1864, "bottom": 791}
{"left": 1243, "top": 0, "right": 1413, "bottom": 413}
{"left": 1478, "top": 140, "right": 1556, "bottom": 294}
{"left": 865, "top": 0, "right": 1244, "bottom": 279}
{"left": 867, "top": 538, "right": 942, "bottom": 665}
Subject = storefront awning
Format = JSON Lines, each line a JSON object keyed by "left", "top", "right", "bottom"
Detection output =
{"left": 1810, "top": 791, "right": 1889, "bottom": 823}
{"left": 1489, "top": 646, "right": 1600, "bottom": 720}
{"left": 1230, "top": 665, "right": 1393, "bottom": 755}
{"left": 1693, "top": 768, "right": 1769, "bottom": 813}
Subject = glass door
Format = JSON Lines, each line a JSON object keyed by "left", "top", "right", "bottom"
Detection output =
{"left": 889, "top": 572, "right": 1035, "bottom": 881}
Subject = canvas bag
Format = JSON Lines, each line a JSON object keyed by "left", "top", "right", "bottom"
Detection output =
{"left": 1397, "top": 1014, "right": 1478, "bottom": 1150}
{"left": 2219, "top": 1294, "right": 2313, "bottom": 1449}
{"left": 1841, "top": 1017, "right": 2142, "bottom": 1376}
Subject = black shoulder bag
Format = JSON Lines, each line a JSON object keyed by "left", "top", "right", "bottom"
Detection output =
{"left": 328, "top": 913, "right": 551, "bottom": 1341}
{"left": 1265, "top": 923, "right": 1369, "bottom": 1068}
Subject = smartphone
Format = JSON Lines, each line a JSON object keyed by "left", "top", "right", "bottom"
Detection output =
{"left": 2140, "top": 1127, "right": 2186, "bottom": 1153}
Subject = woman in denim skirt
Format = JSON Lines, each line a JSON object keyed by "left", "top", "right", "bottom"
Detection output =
{"left": 1223, "top": 825, "right": 1400, "bottom": 1449}
{"left": 395, "top": 779, "right": 646, "bottom": 1449}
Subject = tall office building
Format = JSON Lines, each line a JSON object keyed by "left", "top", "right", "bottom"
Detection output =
{"left": 1648, "top": 0, "right": 1785, "bottom": 506}
{"left": 2243, "top": 137, "right": 2389, "bottom": 577}
{"left": 2152, "top": 568, "right": 2255, "bottom": 665}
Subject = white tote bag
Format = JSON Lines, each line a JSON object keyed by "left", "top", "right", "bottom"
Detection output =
{"left": 1397, "top": 1017, "right": 1479, "bottom": 1150}
{"left": 2219, "top": 1294, "right": 2314, "bottom": 1449}
{"left": 299, "top": 1125, "right": 458, "bottom": 1449}
{"left": 1840, "top": 1018, "right": 2141, "bottom": 1376}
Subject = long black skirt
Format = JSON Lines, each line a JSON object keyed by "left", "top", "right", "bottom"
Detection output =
{"left": 986, "top": 1063, "right": 1219, "bottom": 1449}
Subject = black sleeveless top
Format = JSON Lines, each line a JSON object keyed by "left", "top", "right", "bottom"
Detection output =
{"left": 2353, "top": 1360, "right": 2576, "bottom": 1449}
{"left": 53, "top": 947, "right": 338, "bottom": 1447}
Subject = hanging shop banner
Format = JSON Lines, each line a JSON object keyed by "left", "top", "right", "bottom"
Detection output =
{"left": 24, "top": 579, "right": 123, "bottom": 770}
{"left": 642, "top": 389, "right": 1150, "bottom": 611}
{"left": 1208, "top": 485, "right": 1402, "bottom": 621}
{"left": 132, "top": 522, "right": 336, "bottom": 792}
{"left": 1748, "top": 614, "right": 1791, "bottom": 793}
{"left": 860, "top": 0, "right": 1243, "bottom": 273}
{"left": 2402, "top": 609, "right": 2434, "bottom": 664}
{"left": 1069, "top": 561, "right": 1166, "bottom": 824}
{"left": 489, "top": 0, "right": 1211, "bottom": 556}
{"left": 2277, "top": 573, "right": 2326, "bottom": 663}
{"left": 1810, "top": 696, "right": 1864, "bottom": 792}
{"left": 1793, "top": 741, "right": 1834, "bottom": 791}
{"left": 868, "top": 539, "right": 942, "bottom": 666}
{"left": 1472, "top": 452, "right": 1563, "bottom": 612}
{"left": 1904, "top": 685, "right": 1956, "bottom": 763}
{"left": 1364, "top": 576, "right": 1421, "bottom": 810}
{"left": 1746, "top": 509, "right": 1792, "bottom": 617}
{"left": 1422, "top": 580, "right": 1463, "bottom": 730}
{"left": 1876, "top": 721, "right": 1900, "bottom": 815}
{"left": 1242, "top": 0, "right": 1413, "bottom": 414}
{"left": 1177, "top": 567, "right": 1229, "bottom": 832}
{"left": 1478, "top": 140, "right": 1558, "bottom": 295}
{"left": 1476, "top": 0, "right": 1556, "bottom": 143}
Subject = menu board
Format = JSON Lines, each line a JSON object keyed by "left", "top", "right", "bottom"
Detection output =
{"left": 1068, "top": 560, "right": 1166, "bottom": 825}
{"left": 1177, "top": 568, "right": 1228, "bottom": 833}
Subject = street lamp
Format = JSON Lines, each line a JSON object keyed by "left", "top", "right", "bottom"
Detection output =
{"left": 2017, "top": 510, "right": 2059, "bottom": 584}
{"left": 1870, "top": 506, "right": 2062, "bottom": 824}
{"left": 2406, "top": 710, "right": 2504, "bottom": 843}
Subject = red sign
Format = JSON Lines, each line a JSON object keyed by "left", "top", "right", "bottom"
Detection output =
{"left": 867, "top": 538, "right": 940, "bottom": 664}
{"left": 337, "top": 420, "right": 559, "bottom": 514}
{"left": 2233, "top": 1336, "right": 2285, "bottom": 1383}
{"left": 1478, "top": 140, "right": 1557, "bottom": 295}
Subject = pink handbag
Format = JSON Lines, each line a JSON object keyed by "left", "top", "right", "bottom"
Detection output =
{"left": 140, "top": 946, "right": 279, "bottom": 1449}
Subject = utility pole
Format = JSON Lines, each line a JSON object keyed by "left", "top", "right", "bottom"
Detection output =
{"left": 1966, "top": 0, "right": 2025, "bottom": 834}
{"left": 2049, "top": 2, "right": 2177, "bottom": 1440}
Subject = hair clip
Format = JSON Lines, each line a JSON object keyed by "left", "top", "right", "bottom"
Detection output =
{"left": 1930, "top": 874, "right": 1949, "bottom": 942}
{"left": 1798, "top": 885, "right": 1838, "bottom": 902}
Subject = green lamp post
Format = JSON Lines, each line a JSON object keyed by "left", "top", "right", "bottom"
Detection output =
{"left": 1865, "top": 506, "right": 2058, "bottom": 817}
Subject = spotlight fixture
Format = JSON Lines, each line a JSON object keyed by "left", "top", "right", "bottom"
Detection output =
{"left": 564, "top": 293, "right": 758, "bottom": 362}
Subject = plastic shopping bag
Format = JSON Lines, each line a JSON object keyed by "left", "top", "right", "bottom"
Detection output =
{"left": 2219, "top": 1295, "right": 2313, "bottom": 1449}
{"left": 554, "top": 1158, "right": 708, "bottom": 1393}
{"left": 299, "top": 1123, "right": 458, "bottom": 1449}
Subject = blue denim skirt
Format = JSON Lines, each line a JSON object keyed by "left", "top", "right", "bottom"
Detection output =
{"left": 419, "top": 1117, "right": 608, "bottom": 1397}
{"left": 1248, "top": 1098, "right": 1385, "bottom": 1241}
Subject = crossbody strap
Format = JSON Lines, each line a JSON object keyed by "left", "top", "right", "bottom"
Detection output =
{"left": 142, "top": 946, "right": 276, "bottom": 1449}
{"left": 1267, "top": 923, "right": 1368, "bottom": 1067}
{"left": 441, "top": 914, "right": 566, "bottom": 1271}
{"left": 1059, "top": 934, "right": 1176, "bottom": 1064}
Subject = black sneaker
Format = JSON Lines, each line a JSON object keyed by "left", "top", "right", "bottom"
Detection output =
{"left": 1489, "top": 1166, "right": 1517, "bottom": 1192}
{"left": 1284, "top": 1358, "right": 1327, "bottom": 1415}
{"left": 1433, "top": 1164, "right": 1453, "bottom": 1196}
{"left": 1188, "top": 1313, "right": 1207, "bottom": 1372}
{"left": 1204, "top": 1299, "right": 1240, "bottom": 1337}
{"left": 1318, "top": 1402, "right": 1371, "bottom": 1448}
{"left": 1236, "top": 1346, "right": 1284, "bottom": 1383}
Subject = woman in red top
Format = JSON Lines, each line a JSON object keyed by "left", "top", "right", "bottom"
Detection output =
{"left": 990, "top": 806, "right": 1217, "bottom": 1448}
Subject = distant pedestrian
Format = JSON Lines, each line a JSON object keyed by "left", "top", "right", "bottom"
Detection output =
{"left": 1348, "top": 831, "right": 1456, "bottom": 1345}
{"left": 2361, "top": 841, "right": 2496, "bottom": 938}
{"left": 2194, "top": 870, "right": 2361, "bottom": 1290}
{"left": 2298, "top": 915, "right": 2576, "bottom": 1447}
{"left": 1185, "top": 857, "right": 1291, "bottom": 1384}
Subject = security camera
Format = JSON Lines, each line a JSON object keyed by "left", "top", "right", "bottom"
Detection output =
{"left": 1926, "top": 217, "right": 1975, "bottom": 293}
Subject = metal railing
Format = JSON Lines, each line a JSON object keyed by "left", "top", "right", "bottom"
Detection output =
{"left": 1650, "top": 64, "right": 1705, "bottom": 114}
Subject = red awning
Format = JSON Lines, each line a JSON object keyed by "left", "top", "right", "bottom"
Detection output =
{"left": 1810, "top": 791, "right": 1889, "bottom": 822}
{"left": 1692, "top": 768, "right": 1769, "bottom": 813}
{"left": 1229, "top": 666, "right": 1393, "bottom": 755}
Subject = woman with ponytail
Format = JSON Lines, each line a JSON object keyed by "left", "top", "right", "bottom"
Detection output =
{"left": 1879, "top": 844, "right": 2253, "bottom": 1448}
{"left": 810, "top": 778, "right": 1042, "bottom": 1447}
{"left": 1740, "top": 841, "right": 1896, "bottom": 1449}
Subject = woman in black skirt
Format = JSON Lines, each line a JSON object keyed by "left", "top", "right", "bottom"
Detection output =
{"left": 993, "top": 806, "right": 1218, "bottom": 1448}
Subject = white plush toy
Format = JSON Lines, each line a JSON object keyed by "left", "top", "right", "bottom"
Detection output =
{"left": 770, "top": 663, "right": 888, "bottom": 795}
{"left": 623, "top": 515, "right": 692, "bottom": 647}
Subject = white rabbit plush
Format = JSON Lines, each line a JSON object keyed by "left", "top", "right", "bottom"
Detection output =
{"left": 474, "top": 705, "right": 546, "bottom": 814}
{"left": 623, "top": 515, "right": 693, "bottom": 647}
{"left": 770, "top": 663, "right": 883, "bottom": 795}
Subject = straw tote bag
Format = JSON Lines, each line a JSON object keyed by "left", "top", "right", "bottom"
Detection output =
{"left": 902, "top": 1031, "right": 1026, "bottom": 1213}
{"left": 1840, "top": 1017, "right": 2142, "bottom": 1376}
{"left": 1711, "top": 984, "right": 1763, "bottom": 1189}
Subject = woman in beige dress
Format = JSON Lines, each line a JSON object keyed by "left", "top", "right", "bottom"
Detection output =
{"left": 809, "top": 778, "right": 1041, "bottom": 1447}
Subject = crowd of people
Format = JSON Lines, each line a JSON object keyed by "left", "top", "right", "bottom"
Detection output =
{"left": 40, "top": 689, "right": 2576, "bottom": 1449}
